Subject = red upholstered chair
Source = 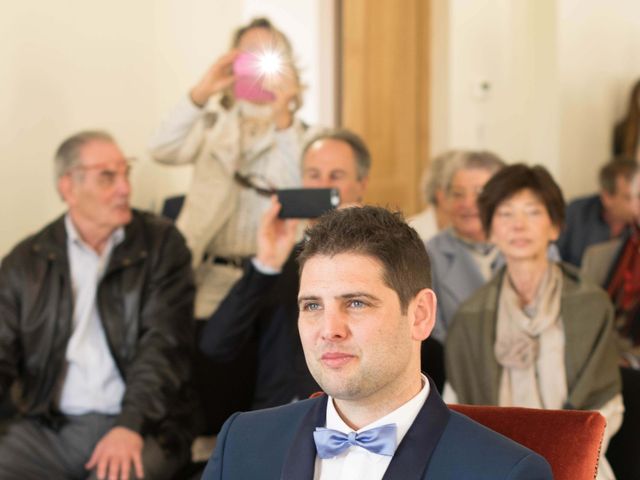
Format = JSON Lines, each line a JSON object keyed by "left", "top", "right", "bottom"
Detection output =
{"left": 450, "top": 404, "right": 606, "bottom": 480}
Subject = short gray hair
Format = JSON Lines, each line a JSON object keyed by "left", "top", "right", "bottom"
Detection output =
{"left": 442, "top": 150, "right": 506, "bottom": 192}
{"left": 54, "top": 130, "right": 115, "bottom": 181}
{"left": 421, "top": 150, "right": 459, "bottom": 206}
{"left": 302, "top": 128, "right": 371, "bottom": 180}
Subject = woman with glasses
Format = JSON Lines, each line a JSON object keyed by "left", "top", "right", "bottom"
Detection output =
{"left": 444, "top": 164, "right": 623, "bottom": 480}
{"left": 149, "top": 18, "right": 312, "bottom": 319}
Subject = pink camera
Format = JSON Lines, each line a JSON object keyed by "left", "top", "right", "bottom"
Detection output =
{"left": 233, "top": 52, "right": 276, "bottom": 103}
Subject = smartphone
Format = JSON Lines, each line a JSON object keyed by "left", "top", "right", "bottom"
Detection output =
{"left": 233, "top": 52, "right": 276, "bottom": 102}
{"left": 277, "top": 188, "right": 340, "bottom": 219}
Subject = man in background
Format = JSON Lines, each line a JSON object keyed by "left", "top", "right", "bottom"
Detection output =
{"left": 583, "top": 167, "right": 640, "bottom": 367}
{"left": 199, "top": 128, "right": 370, "bottom": 409}
{"left": 0, "top": 131, "right": 196, "bottom": 479}
{"left": 558, "top": 158, "right": 636, "bottom": 267}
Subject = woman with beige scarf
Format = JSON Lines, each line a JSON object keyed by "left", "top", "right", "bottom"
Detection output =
{"left": 444, "top": 164, "right": 623, "bottom": 480}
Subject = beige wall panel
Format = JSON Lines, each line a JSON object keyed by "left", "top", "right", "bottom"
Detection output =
{"left": 341, "top": 0, "right": 430, "bottom": 215}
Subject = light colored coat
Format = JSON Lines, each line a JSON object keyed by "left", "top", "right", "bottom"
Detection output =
{"left": 149, "top": 96, "right": 308, "bottom": 316}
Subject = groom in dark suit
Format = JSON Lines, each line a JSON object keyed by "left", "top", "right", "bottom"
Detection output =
{"left": 202, "top": 206, "right": 552, "bottom": 479}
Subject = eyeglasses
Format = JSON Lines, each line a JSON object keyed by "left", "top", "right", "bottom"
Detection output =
{"left": 69, "top": 158, "right": 135, "bottom": 188}
{"left": 233, "top": 171, "right": 276, "bottom": 197}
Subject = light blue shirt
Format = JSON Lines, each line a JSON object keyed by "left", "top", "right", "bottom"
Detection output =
{"left": 58, "top": 215, "right": 126, "bottom": 415}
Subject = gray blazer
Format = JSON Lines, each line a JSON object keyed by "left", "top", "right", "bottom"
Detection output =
{"left": 426, "top": 229, "right": 502, "bottom": 343}
{"left": 581, "top": 237, "right": 624, "bottom": 287}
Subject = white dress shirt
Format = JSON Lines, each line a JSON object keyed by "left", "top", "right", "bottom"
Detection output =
{"left": 57, "top": 215, "right": 126, "bottom": 415}
{"left": 408, "top": 208, "right": 439, "bottom": 242}
{"left": 314, "top": 375, "right": 430, "bottom": 480}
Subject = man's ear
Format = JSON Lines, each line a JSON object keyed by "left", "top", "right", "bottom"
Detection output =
{"left": 356, "top": 176, "right": 369, "bottom": 202}
{"left": 409, "top": 288, "right": 437, "bottom": 342}
{"left": 57, "top": 175, "right": 74, "bottom": 205}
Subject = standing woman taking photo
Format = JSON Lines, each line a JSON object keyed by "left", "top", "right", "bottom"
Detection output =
{"left": 150, "top": 18, "right": 310, "bottom": 319}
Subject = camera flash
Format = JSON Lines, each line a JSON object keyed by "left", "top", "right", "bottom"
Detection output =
{"left": 257, "top": 50, "right": 283, "bottom": 77}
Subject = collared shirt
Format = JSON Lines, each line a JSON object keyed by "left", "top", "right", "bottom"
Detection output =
{"left": 314, "top": 375, "right": 430, "bottom": 480}
{"left": 58, "top": 215, "right": 126, "bottom": 415}
{"left": 251, "top": 256, "right": 282, "bottom": 275}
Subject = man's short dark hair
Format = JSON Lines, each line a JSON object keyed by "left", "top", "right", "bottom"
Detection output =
{"left": 599, "top": 157, "right": 637, "bottom": 194}
{"left": 302, "top": 128, "right": 371, "bottom": 180}
{"left": 298, "top": 206, "right": 430, "bottom": 313}
{"left": 477, "top": 163, "right": 565, "bottom": 235}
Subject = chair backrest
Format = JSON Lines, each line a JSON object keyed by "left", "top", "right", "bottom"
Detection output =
{"left": 606, "top": 366, "right": 640, "bottom": 480}
{"left": 161, "top": 195, "right": 186, "bottom": 222}
{"left": 450, "top": 404, "right": 605, "bottom": 480}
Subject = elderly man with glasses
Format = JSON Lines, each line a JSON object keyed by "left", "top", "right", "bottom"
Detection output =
{"left": 0, "top": 131, "right": 197, "bottom": 480}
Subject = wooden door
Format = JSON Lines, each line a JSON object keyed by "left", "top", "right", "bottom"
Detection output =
{"left": 339, "top": 0, "right": 430, "bottom": 215}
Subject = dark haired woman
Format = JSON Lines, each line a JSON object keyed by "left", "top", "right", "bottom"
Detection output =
{"left": 445, "top": 164, "right": 623, "bottom": 480}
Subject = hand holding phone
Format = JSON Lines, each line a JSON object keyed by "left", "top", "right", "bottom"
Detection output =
{"left": 277, "top": 188, "right": 340, "bottom": 219}
{"left": 256, "top": 197, "right": 299, "bottom": 270}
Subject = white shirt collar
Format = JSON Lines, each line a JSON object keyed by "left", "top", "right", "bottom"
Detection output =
{"left": 325, "top": 374, "right": 430, "bottom": 452}
{"left": 64, "top": 214, "right": 125, "bottom": 253}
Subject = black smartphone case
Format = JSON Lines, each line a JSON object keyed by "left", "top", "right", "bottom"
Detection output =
{"left": 277, "top": 188, "right": 340, "bottom": 218}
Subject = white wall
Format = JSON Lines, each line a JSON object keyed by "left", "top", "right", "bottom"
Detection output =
{"left": 432, "top": 0, "right": 640, "bottom": 199}
{"left": 434, "top": 0, "right": 559, "bottom": 174}
{"left": 557, "top": 0, "right": 640, "bottom": 197}
{"left": 5, "top": 1, "right": 639, "bottom": 254}
{"left": 0, "top": 0, "right": 330, "bottom": 255}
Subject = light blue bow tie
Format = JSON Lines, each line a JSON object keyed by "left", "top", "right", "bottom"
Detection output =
{"left": 313, "top": 424, "right": 398, "bottom": 459}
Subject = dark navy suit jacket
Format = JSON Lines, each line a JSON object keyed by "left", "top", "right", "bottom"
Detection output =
{"left": 199, "top": 245, "right": 320, "bottom": 409}
{"left": 556, "top": 194, "right": 612, "bottom": 267}
{"left": 202, "top": 378, "right": 552, "bottom": 480}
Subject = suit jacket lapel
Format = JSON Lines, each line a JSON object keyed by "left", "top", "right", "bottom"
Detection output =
{"left": 281, "top": 395, "right": 327, "bottom": 480}
{"left": 382, "top": 376, "right": 451, "bottom": 480}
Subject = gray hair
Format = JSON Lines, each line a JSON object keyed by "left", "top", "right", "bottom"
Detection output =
{"left": 442, "top": 150, "right": 506, "bottom": 192}
{"left": 302, "top": 128, "right": 371, "bottom": 180}
{"left": 421, "top": 150, "right": 458, "bottom": 206}
{"left": 54, "top": 130, "right": 115, "bottom": 182}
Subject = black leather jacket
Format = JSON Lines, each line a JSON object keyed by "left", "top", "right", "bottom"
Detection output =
{"left": 0, "top": 210, "right": 196, "bottom": 451}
